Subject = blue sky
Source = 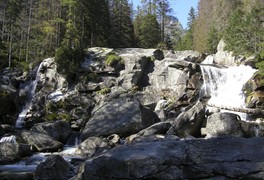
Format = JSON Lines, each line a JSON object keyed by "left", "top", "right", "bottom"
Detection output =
{"left": 132, "top": 0, "right": 199, "bottom": 29}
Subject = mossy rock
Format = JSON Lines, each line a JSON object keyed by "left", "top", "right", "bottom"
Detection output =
{"left": 45, "top": 112, "right": 70, "bottom": 122}
{"left": 80, "top": 72, "right": 101, "bottom": 83}
{"left": 97, "top": 87, "right": 111, "bottom": 95}
{"left": 46, "top": 100, "right": 66, "bottom": 113}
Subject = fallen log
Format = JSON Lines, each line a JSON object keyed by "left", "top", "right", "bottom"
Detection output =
{"left": 207, "top": 104, "right": 264, "bottom": 116}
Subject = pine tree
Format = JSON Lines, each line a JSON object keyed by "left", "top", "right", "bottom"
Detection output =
{"left": 207, "top": 26, "right": 219, "bottom": 54}
{"left": 109, "top": 0, "right": 135, "bottom": 48}
{"left": 224, "top": 5, "right": 264, "bottom": 56}
{"left": 136, "top": 13, "right": 160, "bottom": 48}
{"left": 175, "top": 7, "right": 196, "bottom": 50}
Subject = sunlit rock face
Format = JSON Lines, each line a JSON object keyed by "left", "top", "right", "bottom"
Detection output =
{"left": 81, "top": 96, "right": 160, "bottom": 141}
{"left": 1, "top": 46, "right": 261, "bottom": 179}
{"left": 36, "top": 58, "right": 67, "bottom": 93}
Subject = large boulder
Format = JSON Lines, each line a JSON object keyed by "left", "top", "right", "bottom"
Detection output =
{"left": 75, "top": 137, "right": 113, "bottom": 157}
{"left": 81, "top": 97, "right": 160, "bottom": 141}
{"left": 30, "top": 120, "right": 73, "bottom": 143}
{"left": 117, "top": 55, "right": 151, "bottom": 89}
{"left": 214, "top": 39, "right": 244, "bottom": 66}
{"left": 77, "top": 137, "right": 264, "bottom": 179}
{"left": 147, "top": 59, "right": 203, "bottom": 105}
{"left": 36, "top": 58, "right": 67, "bottom": 93}
{"left": 34, "top": 155, "right": 70, "bottom": 180}
{"left": 201, "top": 112, "right": 244, "bottom": 138}
{"left": 20, "top": 131, "right": 63, "bottom": 152}
{"left": 0, "top": 143, "right": 31, "bottom": 164}
{"left": 167, "top": 101, "right": 205, "bottom": 137}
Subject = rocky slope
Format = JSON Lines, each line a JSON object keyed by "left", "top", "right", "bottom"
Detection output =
{"left": 0, "top": 46, "right": 264, "bottom": 179}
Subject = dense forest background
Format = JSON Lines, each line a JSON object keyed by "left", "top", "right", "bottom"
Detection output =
{"left": 0, "top": 0, "right": 263, "bottom": 74}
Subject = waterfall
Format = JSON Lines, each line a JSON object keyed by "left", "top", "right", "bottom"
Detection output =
{"left": 15, "top": 62, "right": 43, "bottom": 128}
{"left": 200, "top": 64, "right": 256, "bottom": 109}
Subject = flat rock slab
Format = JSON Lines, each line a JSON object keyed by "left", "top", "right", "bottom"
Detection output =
{"left": 79, "top": 137, "right": 264, "bottom": 179}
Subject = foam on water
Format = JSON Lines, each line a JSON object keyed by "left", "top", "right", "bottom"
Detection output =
{"left": 200, "top": 64, "right": 256, "bottom": 109}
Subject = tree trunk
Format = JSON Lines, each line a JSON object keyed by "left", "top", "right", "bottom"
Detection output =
{"left": 1, "top": 9, "right": 5, "bottom": 40}
{"left": 8, "top": 25, "right": 12, "bottom": 69}
{"left": 208, "top": 105, "right": 264, "bottom": 116}
{"left": 26, "top": 0, "right": 33, "bottom": 62}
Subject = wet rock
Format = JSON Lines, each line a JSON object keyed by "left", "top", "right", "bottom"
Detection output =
{"left": 0, "top": 172, "right": 33, "bottom": 180}
{"left": 240, "top": 119, "right": 264, "bottom": 137}
{"left": 0, "top": 124, "right": 13, "bottom": 136}
{"left": 0, "top": 135, "right": 17, "bottom": 143}
{"left": 20, "top": 131, "right": 63, "bottom": 152}
{"left": 34, "top": 155, "right": 70, "bottom": 180}
{"left": 201, "top": 112, "right": 244, "bottom": 138}
{"left": 78, "top": 137, "right": 264, "bottom": 179}
{"left": 30, "top": 120, "right": 72, "bottom": 143}
{"left": 81, "top": 97, "right": 160, "bottom": 141}
{"left": 167, "top": 101, "right": 205, "bottom": 137}
{"left": 75, "top": 137, "right": 112, "bottom": 157}
{"left": 0, "top": 143, "right": 31, "bottom": 164}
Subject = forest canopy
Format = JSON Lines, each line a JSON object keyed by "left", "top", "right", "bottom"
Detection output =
{"left": 0, "top": 0, "right": 263, "bottom": 73}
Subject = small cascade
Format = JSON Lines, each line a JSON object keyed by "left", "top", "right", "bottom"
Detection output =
{"left": 61, "top": 133, "right": 81, "bottom": 155}
{"left": 15, "top": 62, "right": 43, "bottom": 128}
{"left": 200, "top": 63, "right": 256, "bottom": 113}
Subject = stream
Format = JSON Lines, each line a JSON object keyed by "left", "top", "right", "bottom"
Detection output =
{"left": 0, "top": 56, "right": 258, "bottom": 175}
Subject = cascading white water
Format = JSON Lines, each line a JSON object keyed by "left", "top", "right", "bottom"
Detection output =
{"left": 15, "top": 62, "right": 43, "bottom": 128}
{"left": 200, "top": 64, "right": 257, "bottom": 109}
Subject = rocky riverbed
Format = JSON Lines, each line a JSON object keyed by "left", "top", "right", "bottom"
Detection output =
{"left": 1, "top": 45, "right": 264, "bottom": 179}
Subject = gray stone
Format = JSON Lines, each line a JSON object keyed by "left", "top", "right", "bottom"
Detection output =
{"left": 20, "top": 131, "right": 63, "bottom": 152}
{"left": 201, "top": 112, "right": 244, "bottom": 138}
{"left": 147, "top": 59, "right": 202, "bottom": 104}
{"left": 164, "top": 50, "right": 203, "bottom": 63}
{"left": 36, "top": 58, "right": 67, "bottom": 93}
{"left": 240, "top": 119, "right": 264, "bottom": 137}
{"left": 30, "top": 120, "right": 72, "bottom": 143}
{"left": 214, "top": 39, "right": 245, "bottom": 66}
{"left": 81, "top": 97, "right": 160, "bottom": 140}
{"left": 117, "top": 56, "right": 150, "bottom": 89}
{"left": 167, "top": 101, "right": 205, "bottom": 137}
{"left": 75, "top": 137, "right": 112, "bottom": 157}
{"left": 34, "top": 155, "right": 70, "bottom": 180}
{"left": 0, "top": 172, "right": 33, "bottom": 180}
{"left": 137, "top": 121, "right": 172, "bottom": 136}
{"left": 0, "top": 143, "right": 31, "bottom": 164}
{"left": 107, "top": 134, "right": 120, "bottom": 144}
{"left": 78, "top": 137, "right": 264, "bottom": 179}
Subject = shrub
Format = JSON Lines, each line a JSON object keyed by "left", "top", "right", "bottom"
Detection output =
{"left": 105, "top": 54, "right": 122, "bottom": 66}
{"left": 55, "top": 44, "right": 85, "bottom": 82}
{"left": 97, "top": 87, "right": 111, "bottom": 95}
